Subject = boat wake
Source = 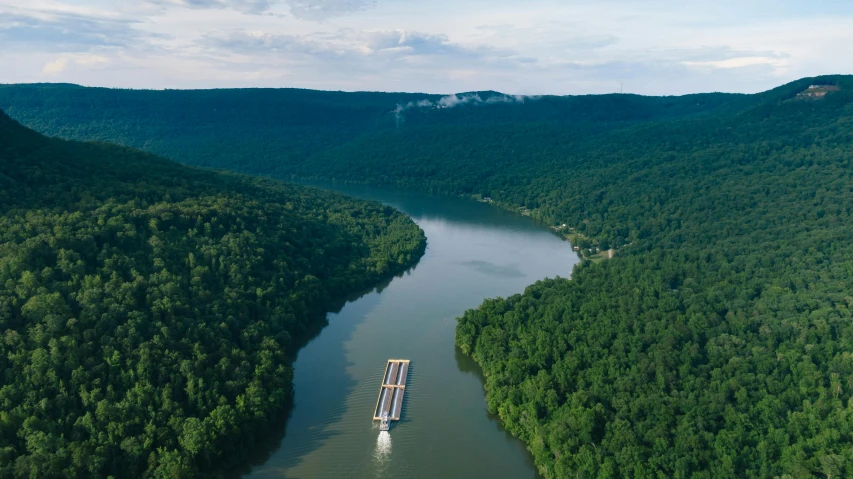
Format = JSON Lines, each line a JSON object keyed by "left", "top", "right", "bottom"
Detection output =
{"left": 375, "top": 431, "right": 391, "bottom": 458}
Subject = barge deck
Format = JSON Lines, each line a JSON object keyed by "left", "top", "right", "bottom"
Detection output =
{"left": 374, "top": 359, "right": 409, "bottom": 430}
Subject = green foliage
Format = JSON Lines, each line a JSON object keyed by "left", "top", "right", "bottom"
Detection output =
{"left": 450, "top": 76, "right": 853, "bottom": 477}
{"left": 4, "top": 75, "right": 853, "bottom": 477}
{"left": 0, "top": 112, "right": 425, "bottom": 478}
{"left": 0, "top": 84, "right": 750, "bottom": 178}
{"left": 0, "top": 85, "right": 438, "bottom": 175}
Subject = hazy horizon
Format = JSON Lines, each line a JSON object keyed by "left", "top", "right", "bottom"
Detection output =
{"left": 1, "top": 74, "right": 845, "bottom": 98}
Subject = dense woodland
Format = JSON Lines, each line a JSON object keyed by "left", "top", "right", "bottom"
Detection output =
{"left": 450, "top": 77, "right": 853, "bottom": 478}
{"left": 0, "top": 85, "right": 439, "bottom": 175}
{"left": 3, "top": 75, "right": 853, "bottom": 477}
{"left": 0, "top": 84, "right": 750, "bottom": 178}
{"left": 0, "top": 112, "right": 425, "bottom": 478}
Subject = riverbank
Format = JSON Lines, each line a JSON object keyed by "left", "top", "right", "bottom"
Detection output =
{"left": 473, "top": 194, "right": 616, "bottom": 262}
{"left": 241, "top": 182, "right": 579, "bottom": 479}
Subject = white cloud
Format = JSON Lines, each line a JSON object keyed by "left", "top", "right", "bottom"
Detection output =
{"left": 285, "top": 0, "right": 375, "bottom": 20}
{"left": 392, "top": 92, "right": 536, "bottom": 124}
{"left": 39, "top": 53, "right": 111, "bottom": 76}
{"left": 2, "top": 0, "right": 853, "bottom": 94}
{"left": 0, "top": 6, "right": 158, "bottom": 52}
{"left": 138, "top": 0, "right": 376, "bottom": 17}
{"left": 74, "top": 54, "right": 111, "bottom": 65}
{"left": 142, "top": 0, "right": 276, "bottom": 14}
{"left": 683, "top": 56, "right": 787, "bottom": 70}
{"left": 42, "top": 57, "right": 69, "bottom": 74}
{"left": 351, "top": 30, "right": 452, "bottom": 55}
{"left": 201, "top": 28, "right": 518, "bottom": 68}
{"left": 201, "top": 31, "right": 332, "bottom": 55}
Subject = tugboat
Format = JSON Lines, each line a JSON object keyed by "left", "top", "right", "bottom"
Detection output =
{"left": 379, "top": 411, "right": 390, "bottom": 431}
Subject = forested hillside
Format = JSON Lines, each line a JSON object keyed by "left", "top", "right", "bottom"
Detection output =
{"left": 4, "top": 75, "right": 853, "bottom": 477}
{"left": 0, "top": 85, "right": 437, "bottom": 174}
{"left": 452, "top": 76, "right": 853, "bottom": 477}
{"left": 0, "top": 84, "right": 748, "bottom": 177}
{"left": 0, "top": 112, "right": 425, "bottom": 478}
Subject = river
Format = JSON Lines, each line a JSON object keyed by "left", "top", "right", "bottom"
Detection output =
{"left": 242, "top": 183, "right": 580, "bottom": 478}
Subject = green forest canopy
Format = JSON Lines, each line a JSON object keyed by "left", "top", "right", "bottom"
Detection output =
{"left": 3, "top": 75, "right": 853, "bottom": 477}
{"left": 0, "top": 111, "right": 425, "bottom": 478}
{"left": 0, "top": 83, "right": 751, "bottom": 177}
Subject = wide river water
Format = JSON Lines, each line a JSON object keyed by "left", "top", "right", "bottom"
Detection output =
{"left": 242, "top": 183, "right": 580, "bottom": 478}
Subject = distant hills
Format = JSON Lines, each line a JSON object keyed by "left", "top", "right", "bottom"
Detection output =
{"left": 0, "top": 82, "right": 756, "bottom": 177}
{"left": 0, "top": 111, "right": 425, "bottom": 477}
{"left": 3, "top": 75, "right": 853, "bottom": 477}
{"left": 0, "top": 84, "right": 437, "bottom": 174}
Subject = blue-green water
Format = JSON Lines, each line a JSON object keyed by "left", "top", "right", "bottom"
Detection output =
{"left": 243, "top": 184, "right": 580, "bottom": 478}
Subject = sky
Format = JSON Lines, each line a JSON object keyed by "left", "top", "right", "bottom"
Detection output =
{"left": 1, "top": 0, "right": 852, "bottom": 95}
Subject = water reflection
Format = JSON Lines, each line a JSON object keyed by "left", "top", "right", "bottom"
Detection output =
{"left": 460, "top": 260, "right": 526, "bottom": 278}
{"left": 242, "top": 182, "right": 578, "bottom": 478}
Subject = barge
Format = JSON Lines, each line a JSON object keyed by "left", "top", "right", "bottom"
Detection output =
{"left": 374, "top": 359, "right": 409, "bottom": 431}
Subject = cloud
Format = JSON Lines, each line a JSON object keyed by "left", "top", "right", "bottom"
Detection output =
{"left": 392, "top": 92, "right": 537, "bottom": 124}
{"left": 204, "top": 29, "right": 458, "bottom": 57}
{"left": 476, "top": 23, "right": 619, "bottom": 51}
{"left": 671, "top": 46, "right": 789, "bottom": 71}
{"left": 201, "top": 31, "right": 347, "bottom": 58}
{"left": 346, "top": 29, "right": 458, "bottom": 55}
{"left": 285, "top": 0, "right": 375, "bottom": 21}
{"left": 142, "top": 0, "right": 376, "bottom": 17}
{"left": 187, "top": 0, "right": 272, "bottom": 10}
{"left": 683, "top": 56, "right": 785, "bottom": 69}
{"left": 666, "top": 46, "right": 789, "bottom": 63}
{"left": 196, "top": 25, "right": 547, "bottom": 94}
{"left": 202, "top": 28, "right": 510, "bottom": 61}
{"left": 40, "top": 54, "right": 111, "bottom": 76}
{"left": 144, "top": 0, "right": 275, "bottom": 14}
{"left": 0, "top": 9, "right": 154, "bottom": 51}
{"left": 74, "top": 54, "right": 110, "bottom": 66}
{"left": 528, "top": 46, "right": 792, "bottom": 89}
{"left": 3, "top": 0, "right": 852, "bottom": 95}
{"left": 437, "top": 93, "right": 481, "bottom": 108}
{"left": 42, "top": 57, "right": 69, "bottom": 74}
